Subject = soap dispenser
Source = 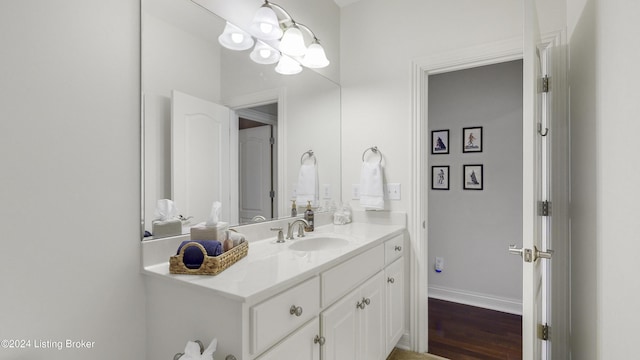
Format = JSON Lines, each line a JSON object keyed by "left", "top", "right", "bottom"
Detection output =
{"left": 291, "top": 200, "right": 297, "bottom": 217}
{"left": 304, "top": 201, "right": 314, "bottom": 232}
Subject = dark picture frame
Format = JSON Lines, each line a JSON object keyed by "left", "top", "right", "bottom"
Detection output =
{"left": 431, "top": 166, "right": 450, "bottom": 190}
{"left": 463, "top": 164, "right": 483, "bottom": 190}
{"left": 431, "top": 129, "right": 449, "bottom": 154}
{"left": 462, "top": 126, "right": 483, "bottom": 153}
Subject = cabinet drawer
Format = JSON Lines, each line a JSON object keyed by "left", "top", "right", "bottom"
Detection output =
{"left": 251, "top": 276, "right": 320, "bottom": 356}
{"left": 255, "top": 318, "right": 320, "bottom": 360}
{"left": 384, "top": 235, "right": 404, "bottom": 265}
{"left": 321, "top": 244, "right": 384, "bottom": 307}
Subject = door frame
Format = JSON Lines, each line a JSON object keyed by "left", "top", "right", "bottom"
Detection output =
{"left": 410, "top": 33, "right": 568, "bottom": 356}
{"left": 410, "top": 37, "right": 523, "bottom": 353}
{"left": 226, "top": 88, "right": 287, "bottom": 224}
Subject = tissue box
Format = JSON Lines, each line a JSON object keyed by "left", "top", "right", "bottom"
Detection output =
{"left": 190, "top": 222, "right": 228, "bottom": 240}
{"left": 152, "top": 219, "right": 182, "bottom": 238}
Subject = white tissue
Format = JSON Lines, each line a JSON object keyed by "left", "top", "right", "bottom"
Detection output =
{"left": 180, "top": 338, "right": 217, "bottom": 360}
{"left": 205, "top": 201, "right": 222, "bottom": 227}
{"left": 154, "top": 199, "right": 178, "bottom": 221}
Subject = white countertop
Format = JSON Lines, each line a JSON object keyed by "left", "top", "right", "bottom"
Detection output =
{"left": 142, "top": 220, "right": 405, "bottom": 305}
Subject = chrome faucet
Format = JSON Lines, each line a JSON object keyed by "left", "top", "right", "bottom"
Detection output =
{"left": 286, "top": 219, "right": 309, "bottom": 239}
{"left": 251, "top": 215, "right": 267, "bottom": 222}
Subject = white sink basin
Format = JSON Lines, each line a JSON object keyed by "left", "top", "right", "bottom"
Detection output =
{"left": 288, "top": 236, "right": 349, "bottom": 252}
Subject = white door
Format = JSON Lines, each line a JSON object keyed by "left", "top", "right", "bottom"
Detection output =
{"left": 171, "top": 90, "right": 231, "bottom": 225}
{"left": 239, "top": 125, "right": 273, "bottom": 223}
{"left": 515, "top": 1, "right": 553, "bottom": 358}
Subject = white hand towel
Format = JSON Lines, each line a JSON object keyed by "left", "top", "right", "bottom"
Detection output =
{"left": 296, "top": 163, "right": 319, "bottom": 207}
{"left": 359, "top": 161, "right": 384, "bottom": 210}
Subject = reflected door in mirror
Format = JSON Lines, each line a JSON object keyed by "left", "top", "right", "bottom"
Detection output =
{"left": 239, "top": 124, "right": 275, "bottom": 223}
{"left": 172, "top": 90, "right": 231, "bottom": 226}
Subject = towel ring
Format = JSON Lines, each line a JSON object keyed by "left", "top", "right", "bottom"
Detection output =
{"left": 300, "top": 150, "right": 317, "bottom": 165}
{"left": 362, "top": 146, "right": 383, "bottom": 164}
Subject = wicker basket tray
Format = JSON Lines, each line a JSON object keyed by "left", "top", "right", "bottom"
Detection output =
{"left": 169, "top": 241, "right": 248, "bottom": 275}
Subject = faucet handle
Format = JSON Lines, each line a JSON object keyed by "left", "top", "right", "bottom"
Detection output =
{"left": 296, "top": 224, "right": 306, "bottom": 238}
{"left": 270, "top": 227, "right": 285, "bottom": 243}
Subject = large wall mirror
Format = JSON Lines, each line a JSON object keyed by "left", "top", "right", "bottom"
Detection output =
{"left": 142, "top": 0, "right": 341, "bottom": 239}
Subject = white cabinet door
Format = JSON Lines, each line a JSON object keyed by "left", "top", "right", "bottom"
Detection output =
{"left": 321, "top": 271, "right": 385, "bottom": 360}
{"left": 256, "top": 318, "right": 320, "bottom": 360}
{"left": 321, "top": 290, "right": 360, "bottom": 360}
{"left": 385, "top": 257, "right": 404, "bottom": 353}
{"left": 359, "top": 271, "right": 386, "bottom": 360}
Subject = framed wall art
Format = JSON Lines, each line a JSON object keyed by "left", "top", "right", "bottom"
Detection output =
{"left": 432, "top": 165, "right": 450, "bottom": 190}
{"left": 462, "top": 126, "right": 483, "bottom": 153}
{"left": 431, "top": 129, "right": 449, "bottom": 154}
{"left": 463, "top": 164, "right": 483, "bottom": 190}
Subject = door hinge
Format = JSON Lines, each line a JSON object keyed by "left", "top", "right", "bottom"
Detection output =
{"left": 538, "top": 75, "right": 550, "bottom": 93}
{"left": 269, "top": 190, "right": 275, "bottom": 199}
{"left": 270, "top": 136, "right": 275, "bottom": 145}
{"left": 538, "top": 200, "right": 551, "bottom": 216}
{"left": 538, "top": 323, "right": 550, "bottom": 341}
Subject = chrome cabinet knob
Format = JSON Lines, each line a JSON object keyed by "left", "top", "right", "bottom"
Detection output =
{"left": 394, "top": 245, "right": 402, "bottom": 251}
{"left": 387, "top": 277, "right": 395, "bottom": 284}
{"left": 314, "top": 335, "right": 326, "bottom": 346}
{"left": 289, "top": 305, "right": 303, "bottom": 316}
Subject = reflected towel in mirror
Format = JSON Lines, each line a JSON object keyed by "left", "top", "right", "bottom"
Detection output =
{"left": 296, "top": 163, "right": 319, "bottom": 207}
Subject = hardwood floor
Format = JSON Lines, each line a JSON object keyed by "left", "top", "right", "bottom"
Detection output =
{"left": 428, "top": 298, "right": 522, "bottom": 360}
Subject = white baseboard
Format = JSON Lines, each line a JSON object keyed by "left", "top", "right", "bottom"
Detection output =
{"left": 395, "top": 332, "right": 411, "bottom": 351}
{"left": 428, "top": 285, "right": 522, "bottom": 315}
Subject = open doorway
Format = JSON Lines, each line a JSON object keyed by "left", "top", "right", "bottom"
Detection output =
{"left": 426, "top": 60, "right": 524, "bottom": 359}
{"left": 236, "top": 103, "right": 278, "bottom": 224}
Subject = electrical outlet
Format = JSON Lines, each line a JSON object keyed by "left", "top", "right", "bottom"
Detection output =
{"left": 352, "top": 184, "right": 360, "bottom": 199}
{"left": 322, "top": 184, "right": 331, "bottom": 199}
{"left": 435, "top": 257, "right": 444, "bottom": 273}
{"left": 386, "top": 183, "right": 401, "bottom": 200}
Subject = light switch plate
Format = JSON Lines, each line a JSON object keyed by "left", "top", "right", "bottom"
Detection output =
{"left": 352, "top": 184, "right": 360, "bottom": 199}
{"left": 386, "top": 183, "right": 401, "bottom": 200}
{"left": 322, "top": 184, "right": 331, "bottom": 199}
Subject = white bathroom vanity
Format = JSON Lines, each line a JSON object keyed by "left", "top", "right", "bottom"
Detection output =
{"left": 142, "top": 212, "right": 407, "bottom": 360}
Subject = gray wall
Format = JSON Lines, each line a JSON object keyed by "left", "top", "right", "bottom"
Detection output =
{"left": 427, "top": 60, "right": 523, "bottom": 312}
{"left": 0, "top": 1, "right": 145, "bottom": 359}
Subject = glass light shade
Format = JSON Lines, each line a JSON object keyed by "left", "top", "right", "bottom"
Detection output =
{"left": 218, "top": 22, "right": 254, "bottom": 51}
{"left": 302, "top": 42, "right": 330, "bottom": 68}
{"left": 249, "top": 6, "right": 283, "bottom": 40}
{"left": 275, "top": 55, "right": 302, "bottom": 75}
{"left": 250, "top": 41, "right": 281, "bottom": 65}
{"left": 279, "top": 26, "right": 306, "bottom": 57}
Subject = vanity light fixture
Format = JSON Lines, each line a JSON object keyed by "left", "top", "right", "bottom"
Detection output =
{"left": 274, "top": 54, "right": 302, "bottom": 75}
{"left": 249, "top": 4, "right": 283, "bottom": 40}
{"left": 218, "top": 22, "right": 254, "bottom": 51}
{"left": 249, "top": 40, "right": 281, "bottom": 65}
{"left": 218, "top": 0, "right": 330, "bottom": 74}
